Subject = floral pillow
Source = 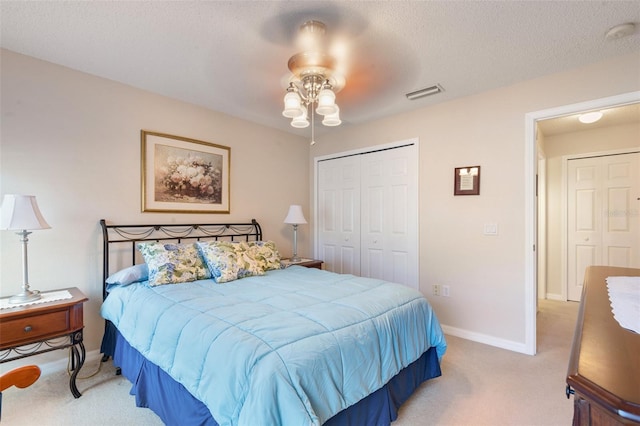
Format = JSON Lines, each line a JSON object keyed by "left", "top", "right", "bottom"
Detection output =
{"left": 234, "top": 241, "right": 267, "bottom": 279}
{"left": 196, "top": 241, "right": 241, "bottom": 283}
{"left": 197, "top": 241, "right": 278, "bottom": 283}
{"left": 249, "top": 240, "right": 281, "bottom": 271}
{"left": 137, "top": 242, "right": 211, "bottom": 286}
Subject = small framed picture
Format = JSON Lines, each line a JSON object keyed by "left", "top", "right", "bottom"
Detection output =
{"left": 454, "top": 166, "right": 480, "bottom": 196}
{"left": 141, "top": 130, "right": 230, "bottom": 213}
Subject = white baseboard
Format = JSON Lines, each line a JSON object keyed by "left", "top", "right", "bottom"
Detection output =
{"left": 441, "top": 324, "right": 530, "bottom": 355}
{"left": 545, "top": 293, "right": 566, "bottom": 301}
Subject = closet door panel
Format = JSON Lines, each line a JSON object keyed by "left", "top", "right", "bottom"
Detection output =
{"left": 361, "top": 146, "right": 418, "bottom": 288}
{"left": 602, "top": 153, "right": 639, "bottom": 268}
{"left": 318, "top": 155, "right": 361, "bottom": 275}
{"left": 361, "top": 152, "right": 386, "bottom": 280}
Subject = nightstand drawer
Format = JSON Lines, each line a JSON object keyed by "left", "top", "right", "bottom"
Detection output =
{"left": 0, "top": 310, "right": 69, "bottom": 348}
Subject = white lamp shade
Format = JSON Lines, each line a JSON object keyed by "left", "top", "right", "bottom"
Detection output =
{"left": 291, "top": 106, "right": 310, "bottom": 128}
{"left": 322, "top": 106, "right": 341, "bottom": 126}
{"left": 315, "top": 88, "right": 338, "bottom": 116}
{"left": 284, "top": 205, "right": 307, "bottom": 225}
{"left": 283, "top": 91, "right": 303, "bottom": 118}
{"left": 0, "top": 194, "right": 51, "bottom": 230}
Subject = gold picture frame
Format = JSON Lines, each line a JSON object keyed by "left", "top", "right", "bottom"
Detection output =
{"left": 141, "top": 130, "right": 230, "bottom": 213}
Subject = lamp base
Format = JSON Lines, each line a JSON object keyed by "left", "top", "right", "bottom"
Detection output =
{"left": 9, "top": 289, "right": 41, "bottom": 304}
{"left": 290, "top": 256, "right": 302, "bottom": 263}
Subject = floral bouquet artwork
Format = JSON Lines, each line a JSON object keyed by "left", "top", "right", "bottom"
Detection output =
{"left": 154, "top": 145, "right": 223, "bottom": 204}
{"left": 142, "top": 130, "right": 230, "bottom": 213}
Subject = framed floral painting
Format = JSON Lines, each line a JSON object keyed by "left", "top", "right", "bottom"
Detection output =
{"left": 141, "top": 131, "right": 230, "bottom": 213}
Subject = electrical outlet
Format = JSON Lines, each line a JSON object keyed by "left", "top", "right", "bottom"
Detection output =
{"left": 432, "top": 284, "right": 441, "bottom": 296}
{"left": 442, "top": 285, "right": 450, "bottom": 297}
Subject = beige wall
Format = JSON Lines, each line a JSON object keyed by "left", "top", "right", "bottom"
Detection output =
{"left": 310, "top": 52, "right": 640, "bottom": 350}
{"left": 1, "top": 48, "right": 639, "bottom": 369}
{"left": 0, "top": 49, "right": 309, "bottom": 368}
{"left": 542, "top": 123, "right": 640, "bottom": 298}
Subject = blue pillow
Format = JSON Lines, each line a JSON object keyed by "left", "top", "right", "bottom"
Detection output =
{"left": 106, "top": 264, "right": 149, "bottom": 291}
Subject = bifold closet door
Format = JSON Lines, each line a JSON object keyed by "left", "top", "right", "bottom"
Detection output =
{"left": 317, "top": 155, "right": 361, "bottom": 275}
{"left": 317, "top": 143, "right": 418, "bottom": 289}
{"left": 567, "top": 152, "right": 640, "bottom": 301}
{"left": 360, "top": 147, "right": 418, "bottom": 288}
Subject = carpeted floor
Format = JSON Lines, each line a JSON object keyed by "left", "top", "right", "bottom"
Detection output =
{"left": 1, "top": 299, "right": 578, "bottom": 425}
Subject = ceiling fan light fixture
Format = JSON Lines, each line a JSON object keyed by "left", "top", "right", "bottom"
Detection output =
{"left": 282, "top": 20, "right": 343, "bottom": 142}
{"left": 578, "top": 111, "right": 603, "bottom": 124}
{"left": 322, "top": 106, "right": 341, "bottom": 126}
{"left": 316, "top": 87, "right": 337, "bottom": 115}
{"left": 283, "top": 90, "right": 303, "bottom": 118}
{"left": 291, "top": 106, "right": 310, "bottom": 128}
{"left": 406, "top": 84, "right": 443, "bottom": 100}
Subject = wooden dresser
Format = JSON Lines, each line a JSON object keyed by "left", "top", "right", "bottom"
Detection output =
{"left": 566, "top": 266, "right": 640, "bottom": 425}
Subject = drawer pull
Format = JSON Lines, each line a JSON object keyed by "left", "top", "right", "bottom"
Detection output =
{"left": 24, "top": 325, "right": 32, "bottom": 332}
{"left": 566, "top": 385, "right": 575, "bottom": 399}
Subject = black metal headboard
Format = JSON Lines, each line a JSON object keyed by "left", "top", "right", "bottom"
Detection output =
{"left": 100, "top": 219, "right": 262, "bottom": 300}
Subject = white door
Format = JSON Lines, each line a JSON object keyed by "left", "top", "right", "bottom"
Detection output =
{"left": 317, "top": 142, "right": 419, "bottom": 289}
{"left": 567, "top": 152, "right": 640, "bottom": 301}
{"left": 602, "top": 153, "right": 640, "bottom": 267}
{"left": 360, "top": 146, "right": 418, "bottom": 287}
{"left": 317, "top": 155, "right": 361, "bottom": 275}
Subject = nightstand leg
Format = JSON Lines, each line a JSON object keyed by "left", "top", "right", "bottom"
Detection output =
{"left": 69, "top": 332, "right": 85, "bottom": 398}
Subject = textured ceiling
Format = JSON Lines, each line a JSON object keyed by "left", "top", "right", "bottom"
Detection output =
{"left": 1, "top": 1, "right": 639, "bottom": 137}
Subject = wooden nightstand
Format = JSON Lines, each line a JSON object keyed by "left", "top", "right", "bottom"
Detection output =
{"left": 282, "top": 258, "right": 324, "bottom": 269}
{"left": 0, "top": 287, "right": 88, "bottom": 398}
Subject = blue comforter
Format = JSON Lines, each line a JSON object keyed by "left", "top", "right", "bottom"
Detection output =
{"left": 101, "top": 266, "right": 447, "bottom": 426}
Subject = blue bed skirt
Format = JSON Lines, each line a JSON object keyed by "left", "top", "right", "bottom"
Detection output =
{"left": 109, "top": 327, "right": 441, "bottom": 426}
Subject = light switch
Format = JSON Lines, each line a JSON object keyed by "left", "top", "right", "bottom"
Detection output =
{"left": 484, "top": 223, "right": 498, "bottom": 236}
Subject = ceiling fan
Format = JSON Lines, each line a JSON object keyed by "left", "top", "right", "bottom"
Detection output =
{"left": 281, "top": 20, "right": 346, "bottom": 144}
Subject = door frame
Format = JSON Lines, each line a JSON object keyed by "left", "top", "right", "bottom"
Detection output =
{"left": 537, "top": 152, "right": 546, "bottom": 302}
{"left": 312, "top": 138, "right": 419, "bottom": 270}
{"left": 524, "top": 90, "right": 640, "bottom": 355}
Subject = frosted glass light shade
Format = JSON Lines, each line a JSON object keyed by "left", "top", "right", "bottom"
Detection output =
{"left": 1, "top": 194, "right": 51, "bottom": 230}
{"left": 291, "top": 106, "right": 309, "bottom": 128}
{"left": 284, "top": 205, "right": 307, "bottom": 224}
{"left": 316, "top": 88, "right": 337, "bottom": 115}
{"left": 283, "top": 91, "right": 303, "bottom": 118}
{"left": 322, "top": 106, "right": 341, "bottom": 126}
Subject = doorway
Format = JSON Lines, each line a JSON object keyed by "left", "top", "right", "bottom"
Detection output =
{"left": 524, "top": 91, "right": 640, "bottom": 355}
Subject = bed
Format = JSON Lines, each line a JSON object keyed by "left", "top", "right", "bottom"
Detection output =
{"left": 99, "top": 219, "right": 447, "bottom": 426}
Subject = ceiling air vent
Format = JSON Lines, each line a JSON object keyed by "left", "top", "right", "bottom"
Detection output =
{"left": 405, "top": 84, "right": 443, "bottom": 100}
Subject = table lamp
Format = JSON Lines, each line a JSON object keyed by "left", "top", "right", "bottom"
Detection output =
{"left": 283, "top": 205, "right": 307, "bottom": 262}
{"left": 1, "top": 194, "right": 51, "bottom": 303}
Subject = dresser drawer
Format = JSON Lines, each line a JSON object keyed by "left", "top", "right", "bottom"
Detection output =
{"left": 0, "top": 310, "right": 70, "bottom": 348}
